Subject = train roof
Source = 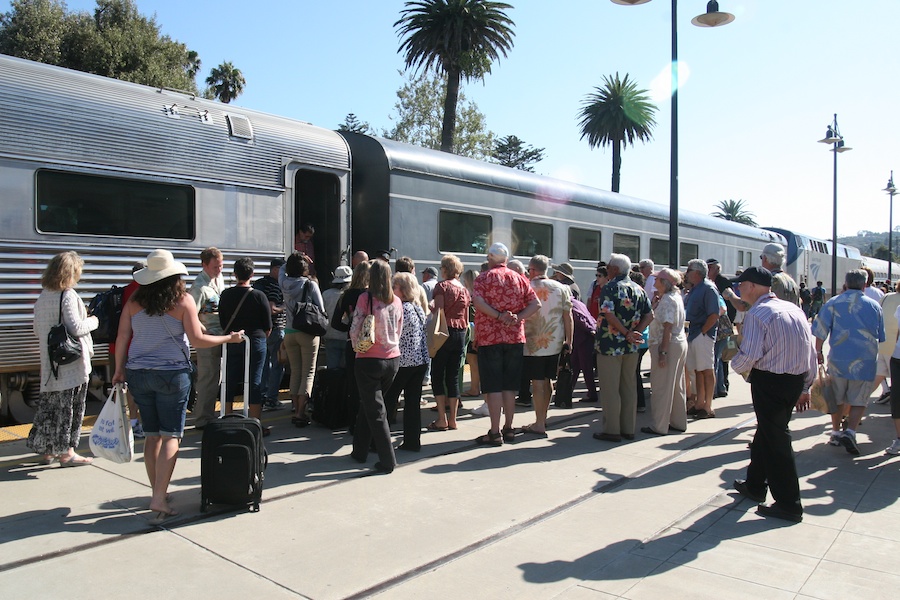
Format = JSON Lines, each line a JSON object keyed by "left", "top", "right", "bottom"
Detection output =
{"left": 0, "top": 54, "right": 350, "bottom": 189}
{"left": 358, "top": 134, "right": 784, "bottom": 244}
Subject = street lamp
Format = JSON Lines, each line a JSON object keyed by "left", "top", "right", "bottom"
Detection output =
{"left": 818, "top": 114, "right": 851, "bottom": 298}
{"left": 611, "top": 0, "right": 735, "bottom": 269}
{"left": 885, "top": 171, "right": 897, "bottom": 284}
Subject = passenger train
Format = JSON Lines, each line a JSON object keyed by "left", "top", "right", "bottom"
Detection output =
{"left": 0, "top": 54, "right": 893, "bottom": 423}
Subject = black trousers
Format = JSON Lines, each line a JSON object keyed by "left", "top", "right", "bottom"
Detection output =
{"left": 352, "top": 357, "right": 399, "bottom": 469}
{"left": 384, "top": 363, "right": 427, "bottom": 449}
{"left": 745, "top": 368, "right": 804, "bottom": 515}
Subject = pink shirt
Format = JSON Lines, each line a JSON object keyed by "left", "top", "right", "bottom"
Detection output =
{"left": 349, "top": 292, "right": 403, "bottom": 359}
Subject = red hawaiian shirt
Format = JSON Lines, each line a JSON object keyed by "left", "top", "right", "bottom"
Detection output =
{"left": 473, "top": 265, "right": 537, "bottom": 346}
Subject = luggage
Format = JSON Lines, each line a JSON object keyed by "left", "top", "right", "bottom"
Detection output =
{"left": 200, "top": 336, "right": 266, "bottom": 513}
{"left": 311, "top": 367, "right": 350, "bottom": 429}
{"left": 553, "top": 351, "right": 574, "bottom": 409}
{"left": 87, "top": 285, "right": 125, "bottom": 344}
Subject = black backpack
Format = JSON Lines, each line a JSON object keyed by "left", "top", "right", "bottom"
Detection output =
{"left": 48, "top": 290, "right": 83, "bottom": 378}
{"left": 87, "top": 285, "right": 125, "bottom": 344}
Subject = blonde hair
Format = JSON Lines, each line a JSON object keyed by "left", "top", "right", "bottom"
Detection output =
{"left": 440, "top": 254, "right": 463, "bottom": 279}
{"left": 368, "top": 260, "right": 394, "bottom": 304}
{"left": 42, "top": 251, "right": 84, "bottom": 291}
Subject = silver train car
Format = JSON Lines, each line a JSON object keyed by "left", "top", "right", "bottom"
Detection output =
{"left": 0, "top": 55, "right": 787, "bottom": 424}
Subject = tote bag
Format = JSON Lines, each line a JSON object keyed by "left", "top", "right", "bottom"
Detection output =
{"left": 292, "top": 280, "right": 328, "bottom": 336}
{"left": 426, "top": 308, "right": 450, "bottom": 357}
{"left": 89, "top": 384, "right": 134, "bottom": 463}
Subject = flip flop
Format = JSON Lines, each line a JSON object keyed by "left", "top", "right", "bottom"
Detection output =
{"left": 59, "top": 455, "right": 93, "bottom": 467}
{"left": 518, "top": 424, "right": 548, "bottom": 438}
{"left": 461, "top": 391, "right": 482, "bottom": 397}
{"left": 427, "top": 421, "right": 449, "bottom": 431}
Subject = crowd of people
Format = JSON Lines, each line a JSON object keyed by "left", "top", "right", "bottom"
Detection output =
{"left": 27, "top": 232, "right": 900, "bottom": 524}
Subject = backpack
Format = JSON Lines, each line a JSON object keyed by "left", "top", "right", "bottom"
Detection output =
{"left": 812, "top": 286, "right": 824, "bottom": 302}
{"left": 88, "top": 285, "right": 125, "bottom": 344}
{"left": 48, "top": 290, "right": 82, "bottom": 378}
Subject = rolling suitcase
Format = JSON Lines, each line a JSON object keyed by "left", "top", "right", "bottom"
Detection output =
{"left": 200, "top": 336, "right": 266, "bottom": 512}
{"left": 311, "top": 367, "right": 350, "bottom": 429}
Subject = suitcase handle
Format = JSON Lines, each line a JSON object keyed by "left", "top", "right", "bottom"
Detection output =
{"left": 219, "top": 334, "right": 251, "bottom": 418}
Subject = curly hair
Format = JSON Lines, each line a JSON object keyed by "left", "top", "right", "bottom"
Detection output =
{"left": 132, "top": 275, "right": 186, "bottom": 316}
{"left": 42, "top": 251, "right": 84, "bottom": 291}
{"left": 440, "top": 254, "right": 463, "bottom": 279}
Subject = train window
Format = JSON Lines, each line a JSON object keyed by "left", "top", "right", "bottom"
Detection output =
{"left": 649, "top": 238, "right": 669, "bottom": 266}
{"left": 512, "top": 220, "right": 552, "bottom": 257}
{"left": 36, "top": 170, "right": 194, "bottom": 239}
{"left": 680, "top": 242, "right": 699, "bottom": 265}
{"left": 439, "top": 211, "right": 492, "bottom": 254}
{"left": 613, "top": 233, "right": 640, "bottom": 260}
{"left": 568, "top": 228, "right": 600, "bottom": 261}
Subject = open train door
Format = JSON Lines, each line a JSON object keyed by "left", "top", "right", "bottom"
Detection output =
{"left": 285, "top": 165, "right": 350, "bottom": 280}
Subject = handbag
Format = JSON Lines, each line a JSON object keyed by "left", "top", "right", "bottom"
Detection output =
{"left": 354, "top": 293, "right": 376, "bottom": 353}
{"left": 89, "top": 384, "right": 134, "bottom": 463}
{"left": 553, "top": 351, "right": 574, "bottom": 408}
{"left": 277, "top": 341, "right": 289, "bottom": 365}
{"left": 292, "top": 280, "right": 328, "bottom": 336}
{"left": 809, "top": 364, "right": 836, "bottom": 414}
{"left": 716, "top": 312, "right": 735, "bottom": 342}
{"left": 721, "top": 334, "right": 741, "bottom": 362}
{"left": 426, "top": 307, "right": 450, "bottom": 358}
{"left": 47, "top": 289, "right": 82, "bottom": 378}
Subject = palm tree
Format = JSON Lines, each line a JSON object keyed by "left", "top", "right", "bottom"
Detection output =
{"left": 578, "top": 73, "right": 657, "bottom": 193}
{"left": 712, "top": 199, "right": 757, "bottom": 227}
{"left": 395, "top": 0, "right": 515, "bottom": 153}
{"left": 205, "top": 61, "right": 245, "bottom": 103}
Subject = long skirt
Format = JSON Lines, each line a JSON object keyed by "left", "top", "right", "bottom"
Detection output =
{"left": 26, "top": 382, "right": 89, "bottom": 455}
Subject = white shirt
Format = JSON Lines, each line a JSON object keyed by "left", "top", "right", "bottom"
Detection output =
{"left": 865, "top": 286, "right": 885, "bottom": 302}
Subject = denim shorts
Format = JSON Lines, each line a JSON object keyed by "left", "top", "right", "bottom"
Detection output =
{"left": 477, "top": 343, "right": 524, "bottom": 393}
{"left": 126, "top": 367, "right": 192, "bottom": 438}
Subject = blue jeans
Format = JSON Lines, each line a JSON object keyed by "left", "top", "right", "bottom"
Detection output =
{"left": 714, "top": 338, "right": 728, "bottom": 395}
{"left": 224, "top": 336, "right": 267, "bottom": 406}
{"left": 260, "top": 328, "right": 285, "bottom": 402}
{"left": 126, "top": 368, "right": 191, "bottom": 437}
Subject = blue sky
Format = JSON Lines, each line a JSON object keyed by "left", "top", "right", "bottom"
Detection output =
{"left": 34, "top": 0, "right": 900, "bottom": 241}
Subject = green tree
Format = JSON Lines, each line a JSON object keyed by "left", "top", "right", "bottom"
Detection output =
{"left": 0, "top": 0, "right": 68, "bottom": 64}
{"left": 205, "top": 61, "right": 245, "bottom": 103}
{"left": 578, "top": 73, "right": 657, "bottom": 193}
{"left": 711, "top": 199, "right": 758, "bottom": 227}
{"left": 338, "top": 113, "right": 372, "bottom": 134}
{"left": 395, "top": 0, "right": 515, "bottom": 154}
{"left": 385, "top": 70, "right": 493, "bottom": 160}
{"left": 492, "top": 134, "right": 545, "bottom": 171}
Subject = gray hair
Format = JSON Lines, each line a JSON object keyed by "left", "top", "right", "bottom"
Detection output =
{"left": 687, "top": 259, "right": 708, "bottom": 278}
{"left": 639, "top": 259, "right": 654, "bottom": 270}
{"left": 507, "top": 259, "right": 525, "bottom": 275}
{"left": 487, "top": 242, "right": 509, "bottom": 261}
{"left": 762, "top": 242, "right": 786, "bottom": 268}
{"left": 529, "top": 255, "right": 550, "bottom": 275}
{"left": 656, "top": 267, "right": 682, "bottom": 293}
{"left": 608, "top": 253, "right": 631, "bottom": 274}
{"left": 845, "top": 269, "right": 867, "bottom": 290}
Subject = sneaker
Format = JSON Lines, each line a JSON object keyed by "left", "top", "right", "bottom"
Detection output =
{"left": 471, "top": 402, "right": 490, "bottom": 417}
{"left": 263, "top": 399, "right": 283, "bottom": 411}
{"left": 828, "top": 432, "right": 842, "bottom": 446}
{"left": 132, "top": 422, "right": 145, "bottom": 439}
{"left": 874, "top": 391, "right": 892, "bottom": 405}
{"left": 840, "top": 431, "right": 861, "bottom": 455}
{"left": 886, "top": 439, "right": 900, "bottom": 456}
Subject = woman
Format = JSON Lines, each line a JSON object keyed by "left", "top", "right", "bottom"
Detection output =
{"left": 322, "top": 265, "right": 353, "bottom": 369}
{"left": 384, "top": 272, "right": 430, "bottom": 451}
{"left": 643, "top": 268, "right": 688, "bottom": 436}
{"left": 29, "top": 251, "right": 99, "bottom": 467}
{"left": 279, "top": 252, "right": 325, "bottom": 427}
{"left": 349, "top": 259, "right": 402, "bottom": 473}
{"left": 113, "top": 249, "right": 242, "bottom": 519}
{"left": 219, "top": 258, "right": 272, "bottom": 432}
{"left": 331, "top": 261, "right": 371, "bottom": 431}
{"left": 428, "top": 254, "right": 470, "bottom": 431}
{"left": 461, "top": 268, "right": 482, "bottom": 398}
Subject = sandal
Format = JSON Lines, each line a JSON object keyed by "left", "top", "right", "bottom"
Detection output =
{"left": 502, "top": 426, "right": 516, "bottom": 443}
{"left": 59, "top": 455, "right": 93, "bottom": 467}
{"left": 518, "top": 424, "right": 548, "bottom": 438}
{"left": 475, "top": 430, "right": 503, "bottom": 446}
{"left": 293, "top": 417, "right": 310, "bottom": 428}
{"left": 427, "top": 421, "right": 449, "bottom": 432}
{"left": 461, "top": 391, "right": 482, "bottom": 397}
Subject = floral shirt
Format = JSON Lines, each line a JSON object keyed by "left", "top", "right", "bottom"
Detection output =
{"left": 648, "top": 291, "right": 686, "bottom": 346}
{"left": 398, "top": 301, "right": 429, "bottom": 368}
{"left": 525, "top": 277, "right": 572, "bottom": 356}
{"left": 473, "top": 265, "right": 537, "bottom": 347}
{"left": 595, "top": 273, "right": 651, "bottom": 356}
{"left": 812, "top": 289, "right": 885, "bottom": 381}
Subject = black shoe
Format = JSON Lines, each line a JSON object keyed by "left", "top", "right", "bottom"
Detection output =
{"left": 350, "top": 453, "right": 367, "bottom": 464}
{"left": 756, "top": 503, "right": 802, "bottom": 523}
{"left": 622, "top": 433, "right": 635, "bottom": 440}
{"left": 593, "top": 432, "right": 621, "bottom": 442}
{"left": 396, "top": 443, "right": 420, "bottom": 452}
{"left": 840, "top": 432, "right": 861, "bottom": 455}
{"left": 733, "top": 479, "right": 766, "bottom": 503}
{"left": 372, "top": 462, "right": 394, "bottom": 474}
{"left": 668, "top": 425, "right": 686, "bottom": 433}
{"left": 579, "top": 396, "right": 598, "bottom": 403}
{"left": 641, "top": 426, "right": 665, "bottom": 436}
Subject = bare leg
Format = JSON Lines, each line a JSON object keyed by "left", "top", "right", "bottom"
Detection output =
{"left": 502, "top": 390, "right": 517, "bottom": 431}
{"left": 446, "top": 397, "right": 459, "bottom": 429}
{"left": 486, "top": 392, "right": 503, "bottom": 434}
{"left": 149, "top": 436, "right": 180, "bottom": 515}
{"left": 529, "top": 379, "right": 551, "bottom": 432}
{"left": 696, "top": 369, "right": 715, "bottom": 413}
{"left": 846, "top": 405, "right": 866, "bottom": 431}
{"left": 433, "top": 394, "right": 449, "bottom": 428}
{"left": 465, "top": 354, "right": 481, "bottom": 394}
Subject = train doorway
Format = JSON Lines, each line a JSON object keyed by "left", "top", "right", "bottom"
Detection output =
{"left": 292, "top": 168, "right": 348, "bottom": 282}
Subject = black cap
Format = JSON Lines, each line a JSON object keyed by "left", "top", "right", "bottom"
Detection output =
{"left": 270, "top": 257, "right": 286, "bottom": 268}
{"left": 730, "top": 266, "right": 773, "bottom": 287}
{"left": 706, "top": 258, "right": 719, "bottom": 265}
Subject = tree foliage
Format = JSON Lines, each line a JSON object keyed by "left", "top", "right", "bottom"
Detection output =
{"left": 395, "top": 0, "right": 514, "bottom": 153}
{"left": 385, "top": 70, "right": 493, "bottom": 161}
{"left": 338, "top": 113, "right": 373, "bottom": 134}
{"left": 578, "top": 72, "right": 657, "bottom": 193}
{"left": 204, "top": 61, "right": 245, "bottom": 103}
{"left": 711, "top": 199, "right": 758, "bottom": 227}
{"left": 492, "top": 134, "right": 545, "bottom": 171}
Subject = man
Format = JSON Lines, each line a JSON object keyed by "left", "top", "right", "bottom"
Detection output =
{"left": 762, "top": 242, "right": 799, "bottom": 305}
{"left": 189, "top": 247, "right": 225, "bottom": 429}
{"left": 252, "top": 257, "right": 287, "bottom": 410}
{"left": 683, "top": 259, "right": 720, "bottom": 420}
{"left": 472, "top": 243, "right": 540, "bottom": 446}
{"left": 593, "top": 253, "right": 652, "bottom": 442}
{"left": 809, "top": 280, "right": 826, "bottom": 319}
{"left": 293, "top": 223, "right": 316, "bottom": 277}
{"left": 421, "top": 266, "right": 438, "bottom": 303}
{"left": 707, "top": 258, "right": 735, "bottom": 398}
{"left": 730, "top": 266, "right": 817, "bottom": 523}
{"left": 799, "top": 282, "right": 812, "bottom": 319}
{"left": 351, "top": 250, "right": 369, "bottom": 268}
{"left": 639, "top": 259, "right": 656, "bottom": 302}
{"left": 812, "top": 269, "right": 885, "bottom": 454}
{"left": 520, "top": 255, "right": 573, "bottom": 435}
{"left": 551, "top": 262, "right": 580, "bottom": 300}
{"left": 862, "top": 266, "right": 885, "bottom": 303}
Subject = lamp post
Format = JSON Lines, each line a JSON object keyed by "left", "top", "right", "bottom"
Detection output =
{"left": 885, "top": 172, "right": 897, "bottom": 284}
{"left": 818, "top": 114, "right": 851, "bottom": 298}
{"left": 611, "top": 0, "right": 734, "bottom": 269}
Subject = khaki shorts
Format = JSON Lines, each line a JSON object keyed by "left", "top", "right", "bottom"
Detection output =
{"left": 831, "top": 375, "right": 873, "bottom": 407}
{"left": 876, "top": 354, "right": 890, "bottom": 378}
{"left": 686, "top": 334, "right": 715, "bottom": 372}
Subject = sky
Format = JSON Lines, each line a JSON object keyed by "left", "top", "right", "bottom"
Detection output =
{"left": 31, "top": 0, "right": 900, "bottom": 241}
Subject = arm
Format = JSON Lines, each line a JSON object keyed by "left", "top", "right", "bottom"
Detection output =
{"left": 563, "top": 306, "right": 574, "bottom": 349}
{"left": 62, "top": 291, "right": 98, "bottom": 337}
{"left": 658, "top": 322, "right": 673, "bottom": 368}
{"left": 700, "top": 312, "right": 719, "bottom": 336}
{"left": 112, "top": 299, "right": 137, "bottom": 384}
{"left": 181, "top": 294, "right": 243, "bottom": 349}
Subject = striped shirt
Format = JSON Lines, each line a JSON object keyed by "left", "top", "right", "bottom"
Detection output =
{"left": 731, "top": 293, "right": 816, "bottom": 391}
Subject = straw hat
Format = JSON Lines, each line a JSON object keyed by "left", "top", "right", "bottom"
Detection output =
{"left": 134, "top": 249, "right": 188, "bottom": 285}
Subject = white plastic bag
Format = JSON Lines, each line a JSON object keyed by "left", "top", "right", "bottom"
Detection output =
{"left": 89, "top": 383, "right": 134, "bottom": 463}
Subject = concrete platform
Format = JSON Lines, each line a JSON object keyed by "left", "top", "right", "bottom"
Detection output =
{"left": 1, "top": 371, "right": 898, "bottom": 599}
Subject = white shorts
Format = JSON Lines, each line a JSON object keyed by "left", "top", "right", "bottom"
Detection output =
{"left": 876, "top": 354, "right": 890, "bottom": 378}
{"left": 686, "top": 334, "right": 715, "bottom": 372}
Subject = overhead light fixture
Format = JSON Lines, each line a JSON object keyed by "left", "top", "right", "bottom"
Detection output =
{"left": 691, "top": 1, "right": 735, "bottom": 27}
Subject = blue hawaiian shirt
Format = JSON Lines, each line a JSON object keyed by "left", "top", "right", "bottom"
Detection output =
{"left": 595, "top": 274, "right": 651, "bottom": 356}
{"left": 812, "top": 289, "right": 885, "bottom": 381}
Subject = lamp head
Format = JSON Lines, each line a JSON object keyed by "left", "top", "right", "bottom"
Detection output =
{"left": 692, "top": 1, "right": 735, "bottom": 27}
{"left": 818, "top": 125, "right": 841, "bottom": 144}
{"left": 610, "top": 0, "right": 652, "bottom": 4}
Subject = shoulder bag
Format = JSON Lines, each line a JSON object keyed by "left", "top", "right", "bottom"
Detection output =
{"left": 354, "top": 292, "right": 376, "bottom": 353}
{"left": 426, "top": 307, "right": 449, "bottom": 358}
{"left": 47, "top": 289, "right": 83, "bottom": 378}
{"left": 292, "top": 280, "right": 328, "bottom": 336}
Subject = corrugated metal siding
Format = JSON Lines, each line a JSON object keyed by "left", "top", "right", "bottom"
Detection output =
{"left": 0, "top": 55, "right": 350, "bottom": 187}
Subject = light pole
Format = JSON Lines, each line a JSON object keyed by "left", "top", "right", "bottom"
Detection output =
{"left": 611, "top": 0, "right": 734, "bottom": 269}
{"left": 885, "top": 172, "right": 897, "bottom": 284}
{"left": 818, "top": 114, "right": 851, "bottom": 298}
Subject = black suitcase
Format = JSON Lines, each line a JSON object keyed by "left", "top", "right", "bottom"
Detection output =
{"left": 311, "top": 367, "right": 350, "bottom": 429}
{"left": 553, "top": 352, "right": 574, "bottom": 409}
{"left": 200, "top": 336, "right": 266, "bottom": 512}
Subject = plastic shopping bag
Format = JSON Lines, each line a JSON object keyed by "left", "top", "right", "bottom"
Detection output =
{"left": 89, "top": 383, "right": 134, "bottom": 463}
